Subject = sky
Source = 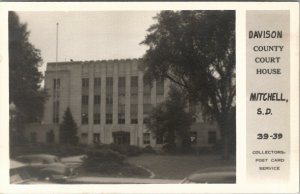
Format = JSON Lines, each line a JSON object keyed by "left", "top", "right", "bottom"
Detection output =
{"left": 17, "top": 11, "right": 159, "bottom": 73}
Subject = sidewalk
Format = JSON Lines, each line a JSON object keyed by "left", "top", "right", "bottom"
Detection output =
{"left": 66, "top": 176, "right": 180, "bottom": 184}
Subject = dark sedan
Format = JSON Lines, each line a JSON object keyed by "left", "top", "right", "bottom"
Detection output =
{"left": 16, "top": 154, "right": 78, "bottom": 182}
{"left": 181, "top": 166, "right": 236, "bottom": 184}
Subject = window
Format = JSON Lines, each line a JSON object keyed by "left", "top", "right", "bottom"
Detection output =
{"left": 81, "top": 113, "right": 88, "bottom": 124}
{"left": 82, "top": 95, "right": 89, "bottom": 105}
{"left": 94, "top": 113, "right": 100, "bottom": 124}
{"left": 131, "top": 76, "right": 138, "bottom": 95}
{"left": 53, "top": 90, "right": 60, "bottom": 99}
{"left": 131, "top": 76, "right": 138, "bottom": 87}
{"left": 118, "top": 113, "right": 125, "bottom": 124}
{"left": 143, "top": 133, "right": 150, "bottom": 144}
{"left": 130, "top": 104, "right": 138, "bottom": 124}
{"left": 106, "top": 113, "right": 113, "bottom": 124}
{"left": 94, "top": 95, "right": 101, "bottom": 105}
{"left": 143, "top": 77, "right": 151, "bottom": 96}
{"left": 82, "top": 78, "right": 89, "bottom": 88}
{"left": 94, "top": 77, "right": 101, "bottom": 88}
{"left": 118, "top": 104, "right": 125, "bottom": 124}
{"left": 113, "top": 132, "right": 130, "bottom": 145}
{"left": 208, "top": 131, "right": 217, "bottom": 144}
{"left": 106, "top": 77, "right": 113, "bottom": 93}
{"left": 156, "top": 80, "right": 164, "bottom": 95}
{"left": 53, "top": 78, "right": 60, "bottom": 90}
{"left": 106, "top": 97, "right": 113, "bottom": 105}
{"left": 118, "top": 77, "right": 125, "bottom": 96}
{"left": 143, "top": 104, "right": 152, "bottom": 123}
{"left": 93, "top": 133, "right": 100, "bottom": 144}
{"left": 52, "top": 101, "right": 59, "bottom": 123}
{"left": 190, "top": 131, "right": 197, "bottom": 144}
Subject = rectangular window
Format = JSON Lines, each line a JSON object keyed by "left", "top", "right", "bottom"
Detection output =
{"left": 130, "top": 104, "right": 138, "bottom": 124}
{"left": 93, "top": 133, "right": 100, "bottom": 144}
{"left": 52, "top": 101, "right": 59, "bottom": 123}
{"left": 156, "top": 80, "right": 164, "bottom": 95}
{"left": 131, "top": 76, "right": 138, "bottom": 87}
{"left": 190, "top": 131, "right": 197, "bottom": 144}
{"left": 94, "top": 95, "right": 101, "bottom": 105}
{"left": 131, "top": 76, "right": 138, "bottom": 96}
{"left": 118, "top": 113, "right": 125, "bottom": 124}
{"left": 53, "top": 90, "right": 60, "bottom": 99}
{"left": 106, "top": 113, "right": 113, "bottom": 124}
{"left": 94, "top": 113, "right": 100, "bottom": 124}
{"left": 82, "top": 78, "right": 89, "bottom": 88}
{"left": 81, "top": 113, "right": 88, "bottom": 124}
{"left": 106, "top": 77, "right": 113, "bottom": 91}
{"left": 118, "top": 104, "right": 125, "bottom": 124}
{"left": 53, "top": 78, "right": 60, "bottom": 90}
{"left": 106, "top": 97, "right": 113, "bottom": 105}
{"left": 143, "top": 133, "right": 150, "bottom": 144}
{"left": 82, "top": 95, "right": 89, "bottom": 105}
{"left": 94, "top": 77, "right": 101, "bottom": 88}
{"left": 143, "top": 77, "right": 151, "bottom": 96}
{"left": 208, "top": 131, "right": 217, "bottom": 144}
{"left": 143, "top": 104, "right": 152, "bottom": 123}
{"left": 118, "top": 77, "right": 126, "bottom": 96}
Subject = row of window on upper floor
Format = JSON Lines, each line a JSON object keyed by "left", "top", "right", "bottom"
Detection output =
{"left": 81, "top": 112, "right": 139, "bottom": 125}
{"left": 81, "top": 77, "right": 164, "bottom": 95}
{"left": 81, "top": 95, "right": 153, "bottom": 106}
{"left": 53, "top": 77, "right": 164, "bottom": 95}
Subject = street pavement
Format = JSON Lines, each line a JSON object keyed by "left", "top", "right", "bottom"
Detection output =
{"left": 66, "top": 176, "right": 180, "bottom": 184}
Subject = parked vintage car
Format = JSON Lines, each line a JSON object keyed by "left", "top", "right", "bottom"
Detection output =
{"left": 10, "top": 160, "right": 33, "bottom": 184}
{"left": 180, "top": 166, "right": 236, "bottom": 184}
{"left": 15, "top": 154, "right": 78, "bottom": 182}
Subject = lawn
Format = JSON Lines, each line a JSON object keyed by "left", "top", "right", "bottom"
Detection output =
{"left": 127, "top": 154, "right": 235, "bottom": 180}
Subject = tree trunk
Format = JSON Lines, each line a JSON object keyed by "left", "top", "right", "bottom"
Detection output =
{"left": 222, "top": 134, "right": 230, "bottom": 160}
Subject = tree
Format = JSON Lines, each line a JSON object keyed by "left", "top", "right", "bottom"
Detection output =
{"left": 59, "top": 107, "right": 78, "bottom": 145}
{"left": 9, "top": 12, "right": 47, "bottom": 146}
{"left": 145, "top": 86, "right": 194, "bottom": 153}
{"left": 142, "top": 11, "right": 235, "bottom": 159}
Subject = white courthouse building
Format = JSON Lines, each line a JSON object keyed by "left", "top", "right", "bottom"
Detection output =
{"left": 24, "top": 59, "right": 220, "bottom": 148}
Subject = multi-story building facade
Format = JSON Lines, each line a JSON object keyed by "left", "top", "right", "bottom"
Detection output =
{"left": 24, "top": 59, "right": 220, "bottom": 148}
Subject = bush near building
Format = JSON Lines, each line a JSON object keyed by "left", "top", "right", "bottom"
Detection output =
{"left": 96, "top": 144, "right": 144, "bottom": 157}
{"left": 82, "top": 148, "right": 150, "bottom": 177}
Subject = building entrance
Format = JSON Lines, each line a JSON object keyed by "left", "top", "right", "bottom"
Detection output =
{"left": 113, "top": 131, "right": 130, "bottom": 145}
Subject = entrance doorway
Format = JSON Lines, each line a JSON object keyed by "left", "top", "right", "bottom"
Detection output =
{"left": 113, "top": 131, "right": 130, "bottom": 145}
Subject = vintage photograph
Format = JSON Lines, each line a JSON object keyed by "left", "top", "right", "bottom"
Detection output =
{"left": 9, "top": 10, "right": 236, "bottom": 184}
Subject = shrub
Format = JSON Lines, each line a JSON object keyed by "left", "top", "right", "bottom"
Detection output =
{"left": 82, "top": 148, "right": 126, "bottom": 171}
{"left": 142, "top": 145, "right": 156, "bottom": 154}
{"left": 162, "top": 143, "right": 178, "bottom": 153}
{"left": 96, "top": 144, "right": 142, "bottom": 157}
